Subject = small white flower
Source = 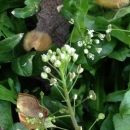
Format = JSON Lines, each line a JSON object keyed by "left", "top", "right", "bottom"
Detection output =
{"left": 50, "top": 78, "right": 57, "bottom": 86}
{"left": 64, "top": 44, "right": 71, "bottom": 51}
{"left": 87, "top": 53, "right": 95, "bottom": 60}
{"left": 60, "top": 53, "right": 66, "bottom": 60}
{"left": 67, "top": 47, "right": 76, "bottom": 55}
{"left": 84, "top": 49, "right": 89, "bottom": 54}
{"left": 96, "top": 48, "right": 102, "bottom": 54}
{"left": 41, "top": 72, "right": 48, "bottom": 79}
{"left": 50, "top": 55, "right": 57, "bottom": 63}
{"left": 54, "top": 60, "right": 61, "bottom": 67}
{"left": 43, "top": 66, "right": 51, "bottom": 73}
{"left": 98, "top": 34, "right": 105, "bottom": 40}
{"left": 88, "top": 29, "right": 94, "bottom": 38}
{"left": 39, "top": 112, "right": 43, "bottom": 118}
{"left": 73, "top": 53, "right": 79, "bottom": 62}
{"left": 77, "top": 41, "right": 83, "bottom": 47}
{"left": 77, "top": 64, "right": 84, "bottom": 74}
{"left": 95, "top": 39, "right": 100, "bottom": 44}
{"left": 73, "top": 94, "right": 78, "bottom": 100}
{"left": 41, "top": 54, "right": 49, "bottom": 62}
{"left": 106, "top": 29, "right": 112, "bottom": 34}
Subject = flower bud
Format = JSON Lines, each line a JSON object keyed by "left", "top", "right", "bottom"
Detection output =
{"left": 54, "top": 60, "right": 61, "bottom": 67}
{"left": 50, "top": 78, "right": 57, "bottom": 86}
{"left": 41, "top": 72, "right": 48, "bottom": 79}
{"left": 73, "top": 54, "right": 78, "bottom": 62}
{"left": 41, "top": 54, "right": 49, "bottom": 62}
{"left": 43, "top": 66, "right": 51, "bottom": 73}
{"left": 97, "top": 113, "right": 105, "bottom": 121}
{"left": 77, "top": 64, "right": 84, "bottom": 74}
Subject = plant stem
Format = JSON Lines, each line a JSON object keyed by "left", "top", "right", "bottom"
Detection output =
{"left": 61, "top": 71, "right": 79, "bottom": 130}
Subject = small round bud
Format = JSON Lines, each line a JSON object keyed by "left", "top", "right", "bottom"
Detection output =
{"left": 73, "top": 54, "right": 79, "bottom": 62}
{"left": 41, "top": 54, "right": 49, "bottom": 62}
{"left": 43, "top": 66, "right": 51, "bottom": 73}
{"left": 54, "top": 60, "right": 61, "bottom": 67}
{"left": 97, "top": 113, "right": 105, "bottom": 121}
{"left": 39, "top": 112, "right": 43, "bottom": 118}
{"left": 41, "top": 72, "right": 48, "bottom": 79}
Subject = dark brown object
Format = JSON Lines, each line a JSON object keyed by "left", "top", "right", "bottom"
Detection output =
{"left": 35, "top": 0, "right": 71, "bottom": 47}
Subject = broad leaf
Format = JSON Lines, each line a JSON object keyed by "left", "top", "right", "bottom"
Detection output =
{"left": 0, "top": 78, "right": 17, "bottom": 104}
{"left": 120, "top": 89, "right": 130, "bottom": 118}
{"left": 107, "top": 90, "right": 126, "bottom": 102}
{"left": 12, "top": 0, "right": 41, "bottom": 18}
{"left": 0, "top": 0, "right": 23, "bottom": 13}
{"left": 12, "top": 52, "right": 36, "bottom": 76}
{"left": 0, "top": 101, "right": 13, "bottom": 130}
{"left": 109, "top": 47, "right": 129, "bottom": 61}
{"left": 0, "top": 33, "right": 23, "bottom": 54}
{"left": 113, "top": 113, "right": 130, "bottom": 130}
{"left": 10, "top": 123, "right": 28, "bottom": 130}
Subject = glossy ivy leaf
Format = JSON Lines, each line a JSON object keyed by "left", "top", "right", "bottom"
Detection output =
{"left": 109, "top": 47, "right": 129, "bottom": 61}
{"left": 0, "top": 101, "right": 13, "bottom": 130}
{"left": 113, "top": 113, "right": 130, "bottom": 130}
{"left": 107, "top": 90, "right": 126, "bottom": 102}
{"left": 0, "top": 78, "right": 17, "bottom": 104}
{"left": 10, "top": 123, "right": 28, "bottom": 130}
{"left": 12, "top": 52, "right": 36, "bottom": 76}
{"left": 119, "top": 89, "right": 130, "bottom": 118}
{"left": 12, "top": 0, "right": 41, "bottom": 18}
{"left": 0, "top": 33, "right": 23, "bottom": 54}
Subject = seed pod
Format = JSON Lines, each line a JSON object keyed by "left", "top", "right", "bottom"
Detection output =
{"left": 95, "top": 0, "right": 129, "bottom": 8}
{"left": 23, "top": 30, "right": 52, "bottom": 51}
{"left": 17, "top": 93, "right": 49, "bottom": 129}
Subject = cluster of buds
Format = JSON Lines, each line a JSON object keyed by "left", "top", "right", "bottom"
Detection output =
{"left": 41, "top": 44, "right": 84, "bottom": 86}
{"left": 77, "top": 24, "right": 112, "bottom": 60}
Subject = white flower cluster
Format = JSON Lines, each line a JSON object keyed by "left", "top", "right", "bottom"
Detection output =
{"left": 41, "top": 44, "right": 84, "bottom": 86}
{"left": 77, "top": 24, "right": 112, "bottom": 60}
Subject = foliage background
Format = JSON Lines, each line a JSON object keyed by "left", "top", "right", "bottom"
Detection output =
{"left": 0, "top": 0, "right": 130, "bottom": 130}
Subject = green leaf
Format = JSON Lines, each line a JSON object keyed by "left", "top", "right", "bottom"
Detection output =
{"left": 0, "top": 33, "right": 24, "bottom": 54}
{"left": 0, "top": 0, "right": 23, "bottom": 13}
{"left": 107, "top": 90, "right": 126, "bottom": 102}
{"left": 120, "top": 89, "right": 130, "bottom": 118}
{"left": 111, "top": 26, "right": 130, "bottom": 46}
{"left": 0, "top": 78, "right": 17, "bottom": 104}
{"left": 0, "top": 101, "right": 13, "bottom": 130}
{"left": 88, "top": 40, "right": 117, "bottom": 65}
{"left": 101, "top": 111, "right": 114, "bottom": 130}
{"left": 0, "top": 12, "right": 14, "bottom": 29}
{"left": 10, "top": 123, "right": 28, "bottom": 130}
{"left": 107, "top": 6, "right": 130, "bottom": 21}
{"left": 12, "top": 0, "right": 41, "bottom": 18}
{"left": 109, "top": 47, "right": 129, "bottom": 61}
{"left": 113, "top": 113, "right": 130, "bottom": 130}
{"left": 12, "top": 52, "right": 36, "bottom": 76}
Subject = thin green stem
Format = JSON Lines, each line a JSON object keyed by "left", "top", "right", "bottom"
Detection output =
{"left": 55, "top": 115, "right": 70, "bottom": 119}
{"left": 88, "top": 119, "right": 98, "bottom": 130}
{"left": 69, "top": 75, "right": 79, "bottom": 93}
{"left": 61, "top": 71, "right": 79, "bottom": 130}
